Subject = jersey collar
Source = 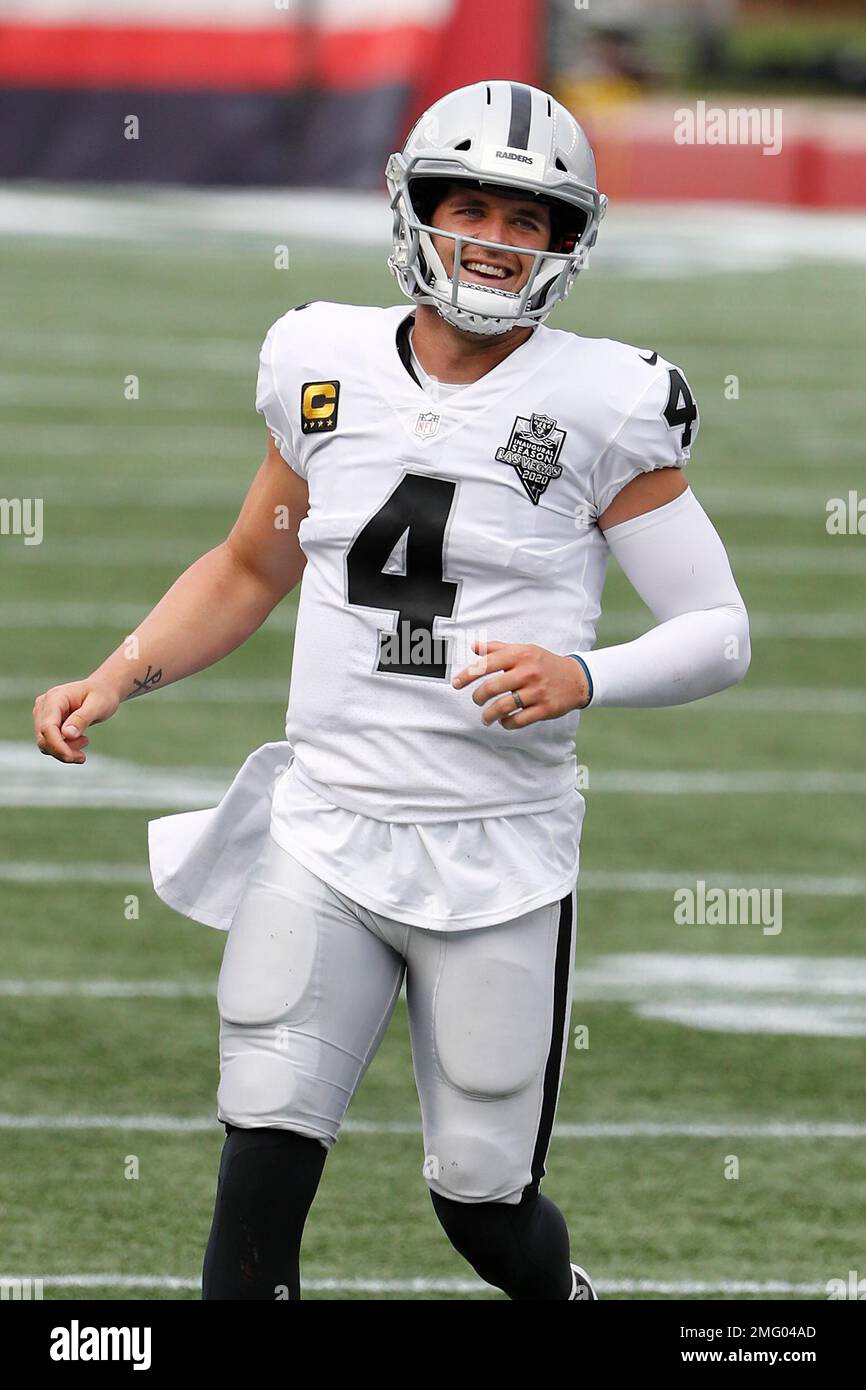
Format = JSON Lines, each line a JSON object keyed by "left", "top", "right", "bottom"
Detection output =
{"left": 395, "top": 312, "right": 422, "bottom": 388}
{"left": 394, "top": 307, "right": 541, "bottom": 398}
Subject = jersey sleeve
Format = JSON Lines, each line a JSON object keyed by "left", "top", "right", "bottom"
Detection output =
{"left": 255, "top": 318, "right": 306, "bottom": 479}
{"left": 589, "top": 360, "right": 699, "bottom": 518}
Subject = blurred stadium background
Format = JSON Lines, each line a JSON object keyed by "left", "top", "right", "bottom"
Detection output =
{"left": 1, "top": 0, "right": 865, "bottom": 1300}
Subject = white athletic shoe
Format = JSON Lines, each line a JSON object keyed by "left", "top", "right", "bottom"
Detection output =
{"left": 569, "top": 1262, "right": 599, "bottom": 1300}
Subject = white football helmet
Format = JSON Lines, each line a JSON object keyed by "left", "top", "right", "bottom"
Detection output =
{"left": 386, "top": 80, "right": 607, "bottom": 337}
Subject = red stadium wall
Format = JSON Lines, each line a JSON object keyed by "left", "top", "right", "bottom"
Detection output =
{"left": 1, "top": 1, "right": 861, "bottom": 205}
{"left": 584, "top": 101, "right": 866, "bottom": 211}
{"left": 414, "top": 0, "right": 541, "bottom": 116}
{"left": 0, "top": 0, "right": 540, "bottom": 187}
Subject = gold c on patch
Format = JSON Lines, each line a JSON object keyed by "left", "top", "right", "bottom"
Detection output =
{"left": 301, "top": 380, "right": 341, "bottom": 433}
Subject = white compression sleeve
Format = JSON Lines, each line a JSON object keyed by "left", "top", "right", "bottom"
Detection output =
{"left": 573, "top": 489, "right": 751, "bottom": 708}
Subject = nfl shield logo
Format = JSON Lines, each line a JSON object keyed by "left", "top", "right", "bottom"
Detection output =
{"left": 415, "top": 410, "right": 441, "bottom": 439}
{"left": 530, "top": 413, "right": 555, "bottom": 440}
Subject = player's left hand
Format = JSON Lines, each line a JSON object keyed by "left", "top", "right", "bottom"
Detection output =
{"left": 452, "top": 640, "right": 590, "bottom": 729}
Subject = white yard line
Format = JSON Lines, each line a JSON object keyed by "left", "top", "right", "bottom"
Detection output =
{"left": 0, "top": 1271, "right": 834, "bottom": 1295}
{"left": 0, "top": 600, "right": 294, "bottom": 631}
{"left": 0, "top": 601, "right": 860, "bottom": 640}
{"left": 590, "top": 771, "right": 866, "bottom": 793}
{"left": 2, "top": 863, "right": 864, "bottom": 894}
{"left": 578, "top": 870, "right": 866, "bottom": 895}
{"left": 5, "top": 677, "right": 866, "bottom": 714}
{"left": 0, "top": 1114, "right": 216, "bottom": 1132}
{"left": 6, "top": 477, "right": 246, "bottom": 505}
{"left": 1, "top": 1113, "right": 863, "bottom": 1139}
{"left": 694, "top": 688, "right": 866, "bottom": 715}
{"left": 0, "top": 476, "right": 842, "bottom": 517}
{"left": 4, "top": 424, "right": 256, "bottom": 456}
{"left": 0, "top": 980, "right": 212, "bottom": 999}
{"left": 0, "top": 332, "right": 251, "bottom": 371}
{"left": 7, "top": 539, "right": 866, "bottom": 574}
{"left": 8, "top": 431, "right": 854, "bottom": 466}
{"left": 0, "top": 677, "right": 291, "bottom": 703}
{"left": 3, "top": 758, "right": 866, "bottom": 810}
{"left": 3, "top": 188, "right": 866, "bottom": 276}
{"left": 3, "top": 740, "right": 866, "bottom": 815}
{"left": 0, "top": 862, "right": 150, "bottom": 883}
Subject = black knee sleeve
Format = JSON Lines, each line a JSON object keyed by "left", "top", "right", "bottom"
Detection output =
{"left": 202, "top": 1125, "right": 327, "bottom": 1300}
{"left": 431, "top": 1189, "right": 572, "bottom": 1300}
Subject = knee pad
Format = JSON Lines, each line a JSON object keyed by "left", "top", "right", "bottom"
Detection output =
{"left": 218, "top": 1046, "right": 304, "bottom": 1133}
{"left": 422, "top": 1132, "right": 522, "bottom": 1205}
{"left": 216, "top": 892, "right": 329, "bottom": 1136}
{"left": 217, "top": 881, "right": 318, "bottom": 1028}
{"left": 434, "top": 956, "right": 548, "bottom": 1099}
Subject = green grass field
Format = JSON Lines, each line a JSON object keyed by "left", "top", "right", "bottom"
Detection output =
{"left": 1, "top": 221, "right": 864, "bottom": 1300}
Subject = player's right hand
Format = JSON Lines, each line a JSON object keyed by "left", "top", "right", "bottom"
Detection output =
{"left": 32, "top": 680, "right": 120, "bottom": 764}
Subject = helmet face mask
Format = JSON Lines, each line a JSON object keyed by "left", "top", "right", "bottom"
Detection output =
{"left": 386, "top": 82, "right": 607, "bottom": 337}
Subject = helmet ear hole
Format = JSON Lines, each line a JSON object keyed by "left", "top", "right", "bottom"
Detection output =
{"left": 408, "top": 176, "right": 451, "bottom": 227}
{"left": 547, "top": 203, "right": 588, "bottom": 254}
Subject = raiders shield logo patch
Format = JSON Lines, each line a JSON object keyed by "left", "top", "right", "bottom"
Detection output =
{"left": 495, "top": 412, "right": 566, "bottom": 505}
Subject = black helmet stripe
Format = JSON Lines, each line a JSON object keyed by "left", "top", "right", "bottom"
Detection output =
{"left": 507, "top": 82, "right": 533, "bottom": 150}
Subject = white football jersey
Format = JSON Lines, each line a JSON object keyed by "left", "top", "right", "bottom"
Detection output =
{"left": 148, "top": 301, "right": 698, "bottom": 936}
{"left": 257, "top": 301, "right": 698, "bottom": 826}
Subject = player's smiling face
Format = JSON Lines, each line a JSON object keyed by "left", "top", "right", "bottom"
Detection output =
{"left": 429, "top": 183, "right": 553, "bottom": 293}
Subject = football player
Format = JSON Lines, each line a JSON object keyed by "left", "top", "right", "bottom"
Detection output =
{"left": 33, "top": 81, "right": 750, "bottom": 1301}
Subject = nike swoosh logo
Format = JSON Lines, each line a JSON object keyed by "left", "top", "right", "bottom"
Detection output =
{"left": 639, "top": 350, "right": 658, "bottom": 365}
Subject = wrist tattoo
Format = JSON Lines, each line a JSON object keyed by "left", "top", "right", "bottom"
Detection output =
{"left": 127, "top": 664, "right": 163, "bottom": 699}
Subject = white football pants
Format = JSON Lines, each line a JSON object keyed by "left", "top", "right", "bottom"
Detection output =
{"left": 216, "top": 833, "right": 576, "bottom": 1205}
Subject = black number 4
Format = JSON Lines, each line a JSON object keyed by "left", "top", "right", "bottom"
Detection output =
{"left": 346, "top": 473, "right": 458, "bottom": 679}
{"left": 663, "top": 368, "right": 697, "bottom": 449}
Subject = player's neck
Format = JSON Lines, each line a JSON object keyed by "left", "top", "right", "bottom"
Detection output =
{"left": 411, "top": 305, "right": 534, "bottom": 385}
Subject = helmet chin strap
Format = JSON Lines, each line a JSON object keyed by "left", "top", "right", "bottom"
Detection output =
{"left": 421, "top": 228, "right": 540, "bottom": 337}
{"left": 430, "top": 284, "right": 525, "bottom": 337}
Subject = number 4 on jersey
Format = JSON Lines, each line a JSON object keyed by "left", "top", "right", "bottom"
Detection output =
{"left": 346, "top": 473, "right": 458, "bottom": 679}
{"left": 663, "top": 368, "right": 697, "bottom": 449}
